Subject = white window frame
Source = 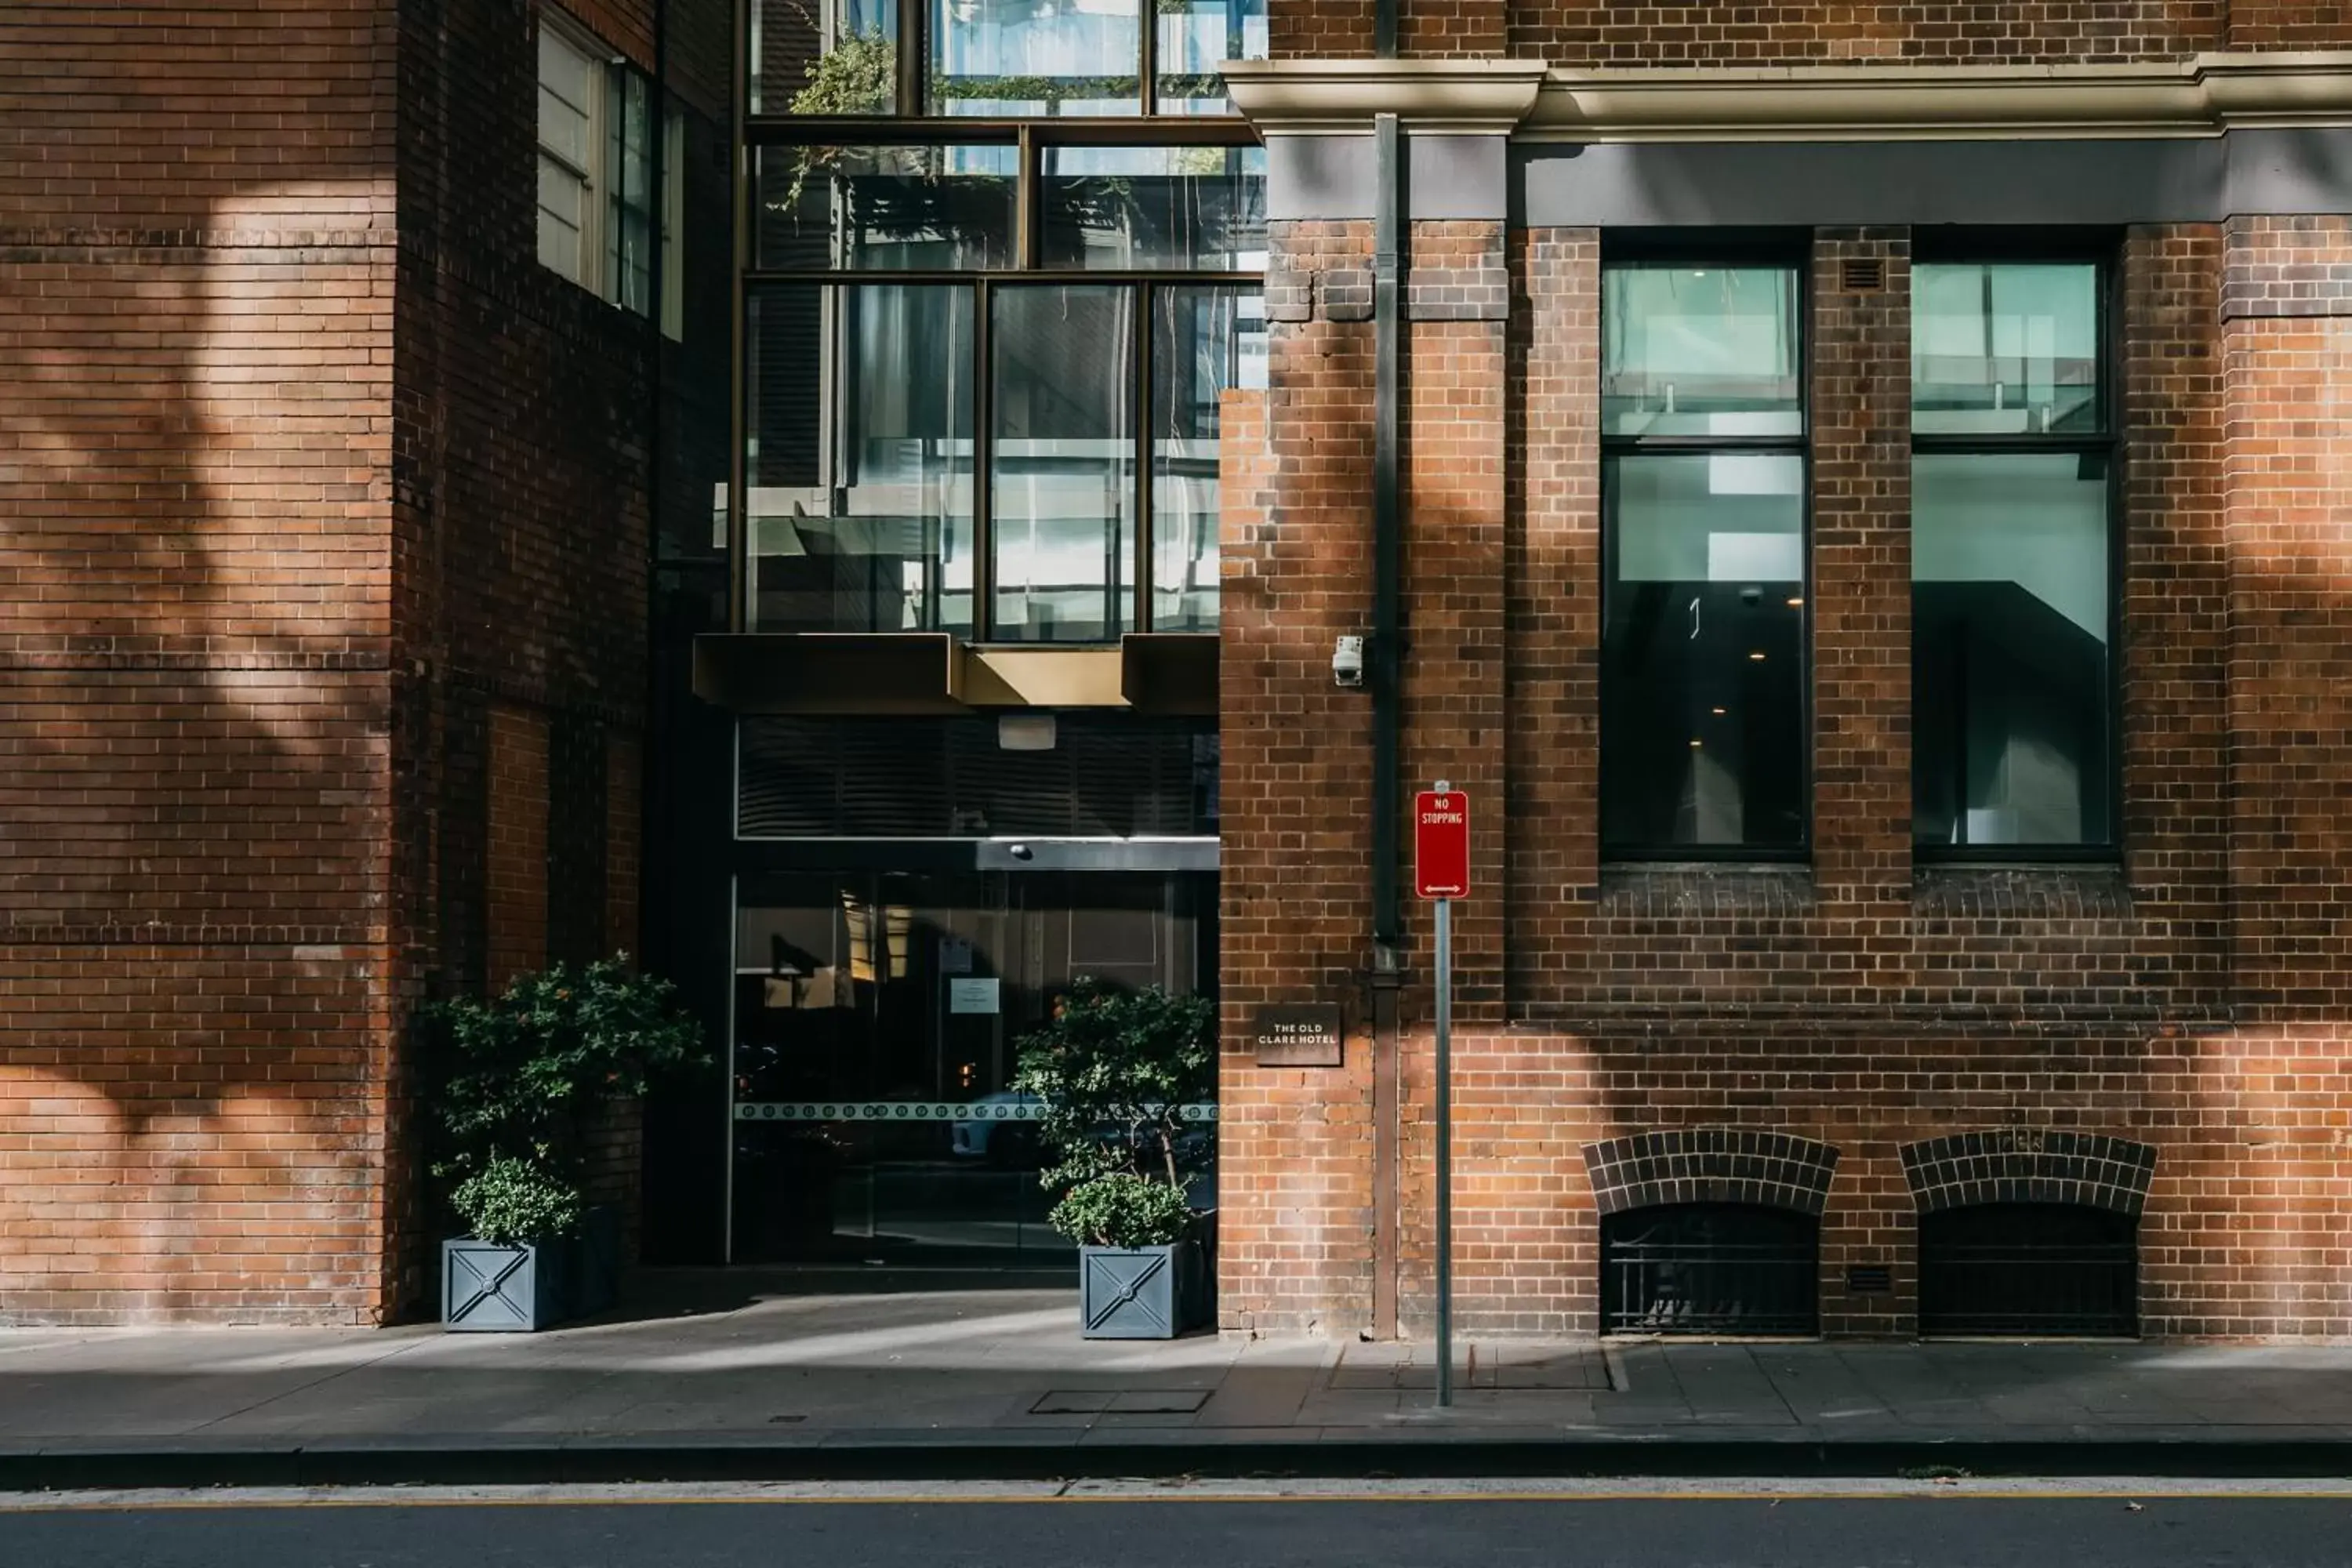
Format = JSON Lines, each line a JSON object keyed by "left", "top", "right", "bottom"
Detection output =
{"left": 539, "top": 6, "right": 680, "bottom": 331}
{"left": 537, "top": 9, "right": 608, "bottom": 289}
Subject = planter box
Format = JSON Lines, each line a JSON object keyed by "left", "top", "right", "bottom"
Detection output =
{"left": 442, "top": 1205, "right": 621, "bottom": 1332}
{"left": 1080, "top": 1234, "right": 1208, "bottom": 1340}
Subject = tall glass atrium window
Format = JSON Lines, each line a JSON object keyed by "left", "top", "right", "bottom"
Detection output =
{"left": 1911, "top": 261, "right": 2113, "bottom": 853}
{"left": 1600, "top": 262, "right": 1808, "bottom": 855}
{"left": 750, "top": 0, "right": 1266, "bottom": 116}
{"left": 744, "top": 71, "right": 1265, "bottom": 640}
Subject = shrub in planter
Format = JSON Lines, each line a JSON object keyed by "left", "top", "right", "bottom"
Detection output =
{"left": 419, "top": 956, "right": 703, "bottom": 1331}
{"left": 1014, "top": 981, "right": 1216, "bottom": 1338}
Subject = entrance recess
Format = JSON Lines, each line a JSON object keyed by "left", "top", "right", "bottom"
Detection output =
{"left": 728, "top": 867, "right": 1215, "bottom": 1265}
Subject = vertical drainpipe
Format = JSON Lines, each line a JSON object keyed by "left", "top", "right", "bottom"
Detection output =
{"left": 1367, "top": 0, "right": 1405, "bottom": 1340}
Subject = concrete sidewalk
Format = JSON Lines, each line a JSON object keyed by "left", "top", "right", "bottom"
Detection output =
{"left": 4, "top": 1271, "right": 2352, "bottom": 1486}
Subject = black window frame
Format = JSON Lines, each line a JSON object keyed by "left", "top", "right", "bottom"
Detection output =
{"left": 733, "top": 84, "right": 1264, "bottom": 641}
{"left": 1908, "top": 233, "right": 2122, "bottom": 863}
{"left": 1599, "top": 234, "right": 1814, "bottom": 864}
{"left": 747, "top": 0, "right": 1259, "bottom": 122}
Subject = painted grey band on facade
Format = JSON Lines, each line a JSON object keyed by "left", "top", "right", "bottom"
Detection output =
{"left": 1266, "top": 126, "right": 2352, "bottom": 225}
{"left": 734, "top": 1102, "right": 1220, "bottom": 1121}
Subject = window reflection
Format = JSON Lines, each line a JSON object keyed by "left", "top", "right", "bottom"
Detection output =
{"left": 1602, "top": 453, "right": 1808, "bottom": 851}
{"left": 1914, "top": 263, "right": 2101, "bottom": 435}
{"left": 747, "top": 287, "right": 978, "bottom": 634}
{"left": 730, "top": 870, "right": 1215, "bottom": 1265}
{"left": 752, "top": 0, "right": 898, "bottom": 115}
{"left": 1041, "top": 146, "right": 1267, "bottom": 270}
{"left": 1603, "top": 266, "right": 1802, "bottom": 437}
{"left": 991, "top": 286, "right": 1137, "bottom": 642}
{"left": 1157, "top": 0, "right": 1269, "bottom": 114}
{"left": 1152, "top": 286, "right": 1264, "bottom": 632}
{"left": 1912, "top": 452, "right": 2111, "bottom": 848}
{"left": 755, "top": 145, "right": 1018, "bottom": 271}
{"left": 931, "top": 0, "right": 1142, "bottom": 117}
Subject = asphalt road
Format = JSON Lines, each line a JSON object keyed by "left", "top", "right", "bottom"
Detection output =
{"left": 9, "top": 1490, "right": 2352, "bottom": 1568}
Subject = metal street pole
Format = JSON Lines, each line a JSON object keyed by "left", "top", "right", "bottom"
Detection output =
{"left": 1434, "top": 784, "right": 1453, "bottom": 1409}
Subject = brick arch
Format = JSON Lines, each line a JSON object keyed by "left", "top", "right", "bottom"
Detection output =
{"left": 1581, "top": 1128, "right": 1841, "bottom": 1218}
{"left": 1900, "top": 1130, "right": 2157, "bottom": 1218}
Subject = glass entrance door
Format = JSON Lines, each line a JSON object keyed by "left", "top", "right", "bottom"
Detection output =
{"left": 728, "top": 869, "right": 1214, "bottom": 1265}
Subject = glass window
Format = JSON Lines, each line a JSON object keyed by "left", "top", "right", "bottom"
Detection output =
{"left": 1041, "top": 146, "right": 1267, "bottom": 271}
{"left": 752, "top": 0, "right": 898, "bottom": 115}
{"left": 1602, "top": 452, "right": 1808, "bottom": 851}
{"left": 1152, "top": 286, "right": 1265, "bottom": 632}
{"left": 747, "top": 287, "right": 978, "bottom": 635}
{"left": 1603, "top": 266, "right": 1802, "bottom": 437}
{"left": 931, "top": 0, "right": 1142, "bottom": 117}
{"left": 1157, "top": 0, "right": 1269, "bottom": 114}
{"left": 1911, "top": 258, "right": 2112, "bottom": 854}
{"left": 607, "top": 67, "right": 653, "bottom": 314}
{"left": 1602, "top": 259, "right": 1807, "bottom": 855}
{"left": 1914, "top": 263, "right": 2100, "bottom": 435}
{"left": 729, "top": 869, "right": 1214, "bottom": 1265}
{"left": 1912, "top": 452, "right": 2111, "bottom": 849}
{"left": 991, "top": 286, "right": 1138, "bottom": 642}
{"left": 536, "top": 21, "right": 601, "bottom": 284}
{"left": 755, "top": 144, "right": 1019, "bottom": 270}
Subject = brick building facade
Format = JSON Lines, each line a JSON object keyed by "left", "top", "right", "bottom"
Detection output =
{"left": 0, "top": 0, "right": 731, "bottom": 1324}
{"left": 4, "top": 0, "right": 2350, "bottom": 1343}
{"left": 1217, "top": 40, "right": 2352, "bottom": 1338}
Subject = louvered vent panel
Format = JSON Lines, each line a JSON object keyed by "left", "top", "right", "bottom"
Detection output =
{"left": 1841, "top": 257, "right": 1886, "bottom": 294}
{"left": 837, "top": 722, "right": 950, "bottom": 835}
{"left": 739, "top": 717, "right": 1218, "bottom": 839}
{"left": 737, "top": 718, "right": 841, "bottom": 837}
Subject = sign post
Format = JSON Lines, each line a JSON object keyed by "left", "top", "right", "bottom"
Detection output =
{"left": 1414, "top": 783, "right": 1468, "bottom": 1408}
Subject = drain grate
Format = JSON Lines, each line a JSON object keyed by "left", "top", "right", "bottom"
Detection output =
{"left": 1030, "top": 1389, "right": 1210, "bottom": 1415}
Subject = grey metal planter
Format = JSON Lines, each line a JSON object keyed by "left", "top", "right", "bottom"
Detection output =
{"left": 1080, "top": 1236, "right": 1207, "bottom": 1339}
{"left": 442, "top": 1205, "right": 621, "bottom": 1332}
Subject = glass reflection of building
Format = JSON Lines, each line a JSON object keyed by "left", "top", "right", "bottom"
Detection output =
{"left": 717, "top": 0, "right": 1261, "bottom": 1264}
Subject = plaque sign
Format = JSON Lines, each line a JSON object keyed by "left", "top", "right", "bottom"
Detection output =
{"left": 1251, "top": 1003, "right": 1345, "bottom": 1067}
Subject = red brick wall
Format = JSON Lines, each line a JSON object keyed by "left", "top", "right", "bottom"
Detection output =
{"left": 608, "top": 732, "right": 644, "bottom": 958}
{"left": 2222, "top": 216, "right": 2352, "bottom": 1018}
{"left": 1274, "top": 2, "right": 2336, "bottom": 68}
{"left": 0, "top": 0, "right": 660, "bottom": 1323}
{"left": 1220, "top": 216, "right": 2352, "bottom": 1340}
{"left": 2227, "top": 2, "right": 2352, "bottom": 46}
{"left": 0, "top": 2, "right": 400, "bottom": 1325}
{"left": 1505, "top": 2, "right": 2227, "bottom": 64}
{"left": 487, "top": 702, "right": 553, "bottom": 991}
{"left": 1220, "top": 226, "right": 1385, "bottom": 1334}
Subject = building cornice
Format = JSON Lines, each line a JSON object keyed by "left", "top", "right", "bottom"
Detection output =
{"left": 1223, "top": 53, "right": 2352, "bottom": 141}
{"left": 1223, "top": 59, "right": 1549, "bottom": 134}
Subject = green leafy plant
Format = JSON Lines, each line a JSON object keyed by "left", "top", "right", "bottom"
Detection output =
{"left": 418, "top": 956, "right": 706, "bottom": 1246}
{"left": 790, "top": 27, "right": 895, "bottom": 117}
{"left": 1013, "top": 980, "right": 1215, "bottom": 1248}
{"left": 448, "top": 1156, "right": 584, "bottom": 1248}
{"left": 781, "top": 23, "right": 897, "bottom": 209}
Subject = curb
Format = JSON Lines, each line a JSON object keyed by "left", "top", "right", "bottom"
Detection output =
{"left": 8, "top": 1436, "right": 2352, "bottom": 1490}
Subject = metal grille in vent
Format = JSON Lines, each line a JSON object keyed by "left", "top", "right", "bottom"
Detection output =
{"left": 739, "top": 717, "right": 1218, "bottom": 838}
{"left": 1841, "top": 257, "right": 1886, "bottom": 294}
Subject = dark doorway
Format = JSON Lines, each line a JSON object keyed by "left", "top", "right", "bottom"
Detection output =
{"left": 1918, "top": 1203, "right": 2138, "bottom": 1338}
{"left": 1600, "top": 1203, "right": 1819, "bottom": 1336}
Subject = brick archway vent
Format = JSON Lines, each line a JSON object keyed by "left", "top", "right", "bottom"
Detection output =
{"left": 1581, "top": 1128, "right": 1841, "bottom": 1218}
{"left": 1900, "top": 1129, "right": 2157, "bottom": 1218}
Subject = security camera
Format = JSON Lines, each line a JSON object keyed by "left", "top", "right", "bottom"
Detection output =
{"left": 1332, "top": 635, "right": 1367, "bottom": 688}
